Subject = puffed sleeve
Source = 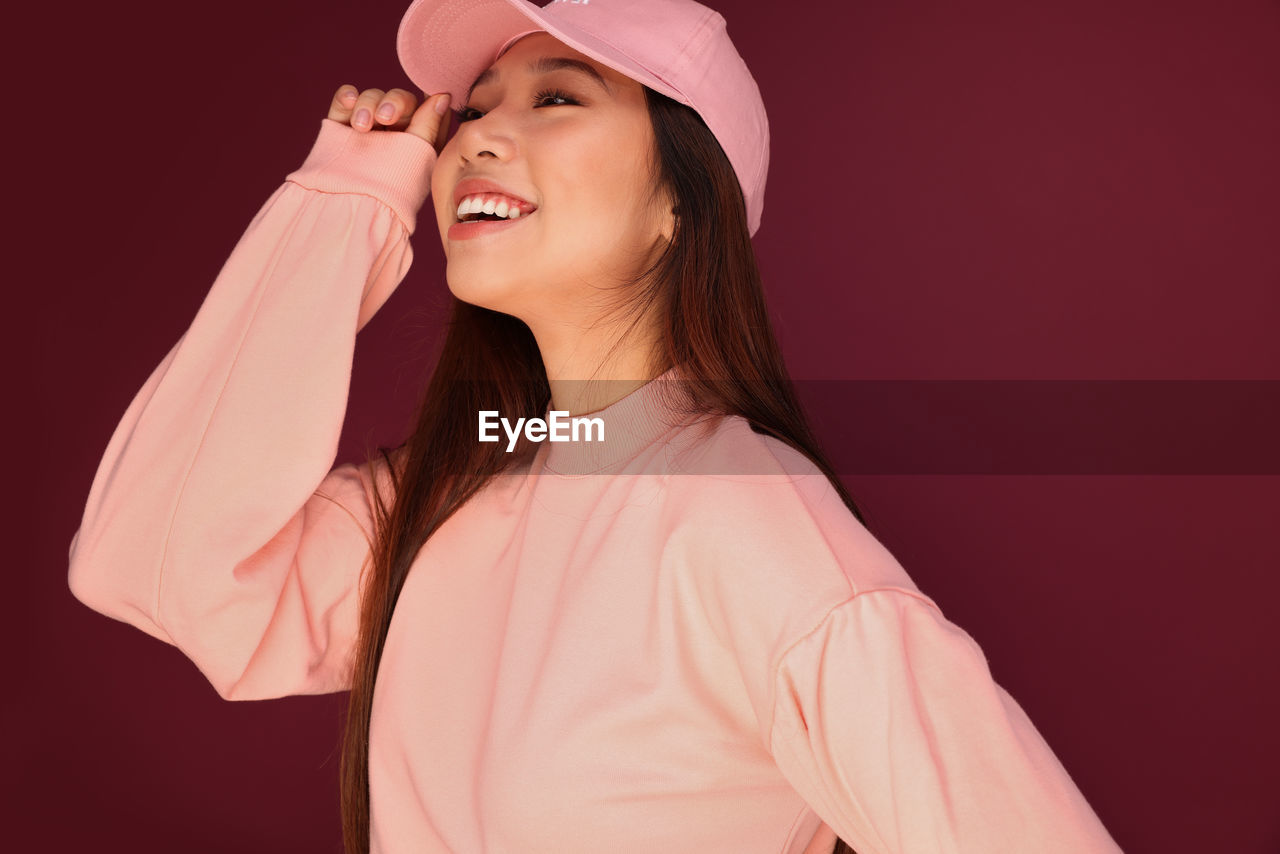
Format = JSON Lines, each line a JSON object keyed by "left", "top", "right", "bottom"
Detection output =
{"left": 768, "top": 588, "right": 1124, "bottom": 853}
{"left": 66, "top": 118, "right": 435, "bottom": 701}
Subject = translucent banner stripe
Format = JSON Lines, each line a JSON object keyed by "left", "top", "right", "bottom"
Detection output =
{"left": 437, "top": 380, "right": 1280, "bottom": 475}
{"left": 794, "top": 380, "right": 1280, "bottom": 475}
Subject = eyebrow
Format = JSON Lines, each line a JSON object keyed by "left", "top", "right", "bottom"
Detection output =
{"left": 466, "top": 56, "right": 614, "bottom": 102}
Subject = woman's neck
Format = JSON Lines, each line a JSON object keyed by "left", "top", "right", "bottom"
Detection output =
{"left": 536, "top": 337, "right": 664, "bottom": 416}
{"left": 544, "top": 362, "right": 658, "bottom": 416}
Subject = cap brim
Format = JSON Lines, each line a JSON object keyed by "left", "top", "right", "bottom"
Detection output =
{"left": 396, "top": 0, "right": 689, "bottom": 111}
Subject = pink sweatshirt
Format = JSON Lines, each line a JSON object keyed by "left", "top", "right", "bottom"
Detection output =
{"left": 67, "top": 118, "right": 1123, "bottom": 854}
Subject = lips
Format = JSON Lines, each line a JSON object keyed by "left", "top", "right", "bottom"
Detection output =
{"left": 447, "top": 206, "right": 535, "bottom": 241}
{"left": 446, "top": 177, "right": 539, "bottom": 241}
{"left": 452, "top": 177, "right": 537, "bottom": 211}
{"left": 455, "top": 193, "right": 537, "bottom": 222}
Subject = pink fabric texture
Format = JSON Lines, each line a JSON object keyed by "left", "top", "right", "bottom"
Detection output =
{"left": 67, "top": 118, "right": 1122, "bottom": 853}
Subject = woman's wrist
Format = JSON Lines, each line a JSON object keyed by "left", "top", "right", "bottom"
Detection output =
{"left": 284, "top": 118, "right": 438, "bottom": 234}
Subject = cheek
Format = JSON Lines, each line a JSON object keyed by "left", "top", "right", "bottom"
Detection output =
{"left": 431, "top": 144, "right": 465, "bottom": 223}
{"left": 431, "top": 168, "right": 452, "bottom": 230}
{"left": 554, "top": 150, "right": 656, "bottom": 244}
{"left": 600, "top": 128, "right": 657, "bottom": 226}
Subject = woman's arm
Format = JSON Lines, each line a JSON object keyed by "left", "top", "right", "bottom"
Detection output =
{"left": 768, "top": 588, "right": 1124, "bottom": 853}
{"left": 67, "top": 115, "right": 437, "bottom": 701}
{"left": 670, "top": 432, "right": 1123, "bottom": 852}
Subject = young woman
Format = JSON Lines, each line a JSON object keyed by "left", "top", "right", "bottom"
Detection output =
{"left": 67, "top": 1, "right": 1123, "bottom": 852}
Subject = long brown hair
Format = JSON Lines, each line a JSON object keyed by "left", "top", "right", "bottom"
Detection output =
{"left": 339, "top": 85, "right": 869, "bottom": 854}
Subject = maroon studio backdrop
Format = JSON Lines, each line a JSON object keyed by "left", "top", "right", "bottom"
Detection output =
{"left": 18, "top": 0, "right": 1279, "bottom": 851}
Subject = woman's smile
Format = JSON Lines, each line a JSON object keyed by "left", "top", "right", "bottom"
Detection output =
{"left": 447, "top": 209, "right": 537, "bottom": 241}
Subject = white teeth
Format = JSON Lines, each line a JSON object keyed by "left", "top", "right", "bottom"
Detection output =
{"left": 454, "top": 193, "right": 533, "bottom": 222}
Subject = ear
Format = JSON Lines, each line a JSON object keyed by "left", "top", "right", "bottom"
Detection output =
{"left": 658, "top": 190, "right": 678, "bottom": 243}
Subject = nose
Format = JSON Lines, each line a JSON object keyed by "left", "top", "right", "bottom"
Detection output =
{"left": 455, "top": 106, "right": 518, "bottom": 164}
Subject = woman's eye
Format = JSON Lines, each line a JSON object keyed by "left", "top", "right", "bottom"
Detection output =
{"left": 533, "top": 89, "right": 579, "bottom": 108}
{"left": 454, "top": 90, "right": 580, "bottom": 123}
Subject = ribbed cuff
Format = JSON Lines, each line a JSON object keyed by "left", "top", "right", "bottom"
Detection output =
{"left": 283, "top": 118, "right": 438, "bottom": 235}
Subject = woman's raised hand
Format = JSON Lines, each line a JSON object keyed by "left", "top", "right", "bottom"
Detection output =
{"left": 328, "top": 85, "right": 453, "bottom": 155}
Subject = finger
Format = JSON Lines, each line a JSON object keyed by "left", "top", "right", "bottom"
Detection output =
{"left": 405, "top": 92, "right": 452, "bottom": 152}
{"left": 371, "top": 88, "right": 419, "bottom": 130}
{"left": 433, "top": 98, "right": 453, "bottom": 152}
{"left": 327, "top": 84, "right": 359, "bottom": 122}
{"left": 350, "top": 88, "right": 387, "bottom": 132}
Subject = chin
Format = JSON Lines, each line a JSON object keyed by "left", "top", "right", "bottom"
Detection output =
{"left": 443, "top": 268, "right": 527, "bottom": 315}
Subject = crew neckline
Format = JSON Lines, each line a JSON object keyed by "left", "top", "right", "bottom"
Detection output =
{"left": 536, "top": 364, "right": 696, "bottom": 476}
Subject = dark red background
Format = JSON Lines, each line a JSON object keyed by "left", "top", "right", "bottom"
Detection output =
{"left": 18, "top": 0, "right": 1279, "bottom": 851}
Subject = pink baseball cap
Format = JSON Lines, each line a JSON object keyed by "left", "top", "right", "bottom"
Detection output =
{"left": 395, "top": 0, "right": 770, "bottom": 237}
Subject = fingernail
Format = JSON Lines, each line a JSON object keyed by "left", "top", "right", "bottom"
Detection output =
{"left": 376, "top": 103, "right": 394, "bottom": 120}
{"left": 354, "top": 108, "right": 370, "bottom": 128}
{"left": 434, "top": 94, "right": 450, "bottom": 116}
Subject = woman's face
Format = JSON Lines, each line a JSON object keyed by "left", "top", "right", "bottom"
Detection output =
{"left": 430, "top": 32, "right": 673, "bottom": 327}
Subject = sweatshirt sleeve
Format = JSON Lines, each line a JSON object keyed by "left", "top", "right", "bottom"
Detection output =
{"left": 66, "top": 118, "right": 436, "bottom": 701}
{"left": 768, "top": 588, "right": 1124, "bottom": 854}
